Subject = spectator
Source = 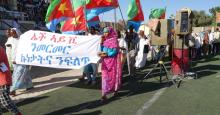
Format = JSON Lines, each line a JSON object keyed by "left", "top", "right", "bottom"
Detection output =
{"left": 213, "top": 28, "right": 220, "bottom": 55}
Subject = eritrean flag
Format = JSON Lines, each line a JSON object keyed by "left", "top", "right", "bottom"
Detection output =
{"left": 149, "top": 8, "right": 166, "bottom": 19}
{"left": 45, "top": 0, "right": 75, "bottom": 31}
{"left": 86, "top": 0, "right": 119, "bottom": 20}
{"left": 61, "top": 0, "right": 87, "bottom": 35}
{"left": 127, "top": 0, "right": 144, "bottom": 31}
{"left": 87, "top": 16, "right": 100, "bottom": 28}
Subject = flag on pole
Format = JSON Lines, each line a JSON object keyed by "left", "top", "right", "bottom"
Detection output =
{"left": 87, "top": 16, "right": 100, "bottom": 28}
{"left": 61, "top": 7, "right": 87, "bottom": 35}
{"left": 45, "top": 0, "right": 75, "bottom": 31}
{"left": 127, "top": 0, "right": 144, "bottom": 31}
{"left": 86, "top": 0, "right": 119, "bottom": 20}
{"left": 61, "top": 0, "right": 87, "bottom": 34}
{"left": 149, "top": 8, "right": 166, "bottom": 19}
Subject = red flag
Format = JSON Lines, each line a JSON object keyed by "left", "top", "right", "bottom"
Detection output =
{"left": 131, "top": 0, "right": 144, "bottom": 21}
{"left": 88, "top": 16, "right": 100, "bottom": 22}
{"left": 61, "top": 7, "right": 87, "bottom": 33}
{"left": 86, "top": 0, "right": 119, "bottom": 9}
{"left": 46, "top": 0, "right": 74, "bottom": 22}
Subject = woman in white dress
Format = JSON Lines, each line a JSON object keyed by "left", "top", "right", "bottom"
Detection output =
{"left": 135, "top": 30, "right": 150, "bottom": 68}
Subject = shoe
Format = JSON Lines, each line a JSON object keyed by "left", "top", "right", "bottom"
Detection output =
{"left": 10, "top": 91, "right": 16, "bottom": 96}
{"left": 26, "top": 87, "right": 34, "bottom": 91}
{"left": 113, "top": 91, "right": 118, "bottom": 97}
{"left": 100, "top": 96, "right": 107, "bottom": 103}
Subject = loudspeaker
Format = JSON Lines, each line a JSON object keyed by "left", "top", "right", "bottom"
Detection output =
{"left": 175, "top": 8, "right": 193, "bottom": 35}
{"left": 151, "top": 19, "right": 174, "bottom": 45}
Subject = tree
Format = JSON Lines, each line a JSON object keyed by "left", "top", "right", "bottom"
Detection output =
{"left": 209, "top": 6, "right": 220, "bottom": 26}
{"left": 192, "top": 10, "right": 213, "bottom": 27}
{"left": 209, "top": 6, "right": 220, "bottom": 18}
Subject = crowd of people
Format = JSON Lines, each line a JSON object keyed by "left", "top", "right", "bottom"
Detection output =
{"left": 76, "top": 26, "right": 151, "bottom": 102}
{"left": 77, "top": 26, "right": 220, "bottom": 102}
{"left": 190, "top": 28, "right": 220, "bottom": 59}
{"left": 0, "top": 25, "right": 220, "bottom": 114}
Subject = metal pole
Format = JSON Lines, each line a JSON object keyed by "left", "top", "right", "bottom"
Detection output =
{"left": 72, "top": 0, "right": 78, "bottom": 34}
{"left": 114, "top": 8, "right": 117, "bottom": 30}
{"left": 118, "top": 4, "right": 127, "bottom": 30}
{"left": 82, "top": 0, "right": 88, "bottom": 33}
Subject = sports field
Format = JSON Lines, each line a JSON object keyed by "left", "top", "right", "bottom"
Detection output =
{"left": 4, "top": 55, "right": 220, "bottom": 115}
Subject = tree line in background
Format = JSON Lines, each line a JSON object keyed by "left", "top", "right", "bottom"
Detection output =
{"left": 113, "top": 6, "right": 220, "bottom": 31}
{"left": 192, "top": 6, "right": 220, "bottom": 27}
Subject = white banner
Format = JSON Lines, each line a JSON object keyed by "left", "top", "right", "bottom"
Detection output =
{"left": 15, "top": 30, "right": 101, "bottom": 69}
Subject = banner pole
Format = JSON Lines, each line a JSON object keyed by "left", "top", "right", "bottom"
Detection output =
{"left": 118, "top": 4, "right": 127, "bottom": 30}
{"left": 114, "top": 8, "right": 117, "bottom": 30}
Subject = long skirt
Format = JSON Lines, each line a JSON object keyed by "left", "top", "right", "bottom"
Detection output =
{"left": 10, "top": 64, "right": 33, "bottom": 92}
{"left": 135, "top": 52, "right": 147, "bottom": 68}
{"left": 101, "top": 54, "right": 122, "bottom": 96}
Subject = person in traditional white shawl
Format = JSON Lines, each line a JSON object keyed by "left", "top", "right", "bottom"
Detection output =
{"left": 135, "top": 30, "right": 150, "bottom": 68}
{"left": 8, "top": 28, "right": 33, "bottom": 96}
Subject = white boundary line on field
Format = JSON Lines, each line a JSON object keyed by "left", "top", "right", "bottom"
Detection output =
{"left": 136, "top": 87, "right": 167, "bottom": 115}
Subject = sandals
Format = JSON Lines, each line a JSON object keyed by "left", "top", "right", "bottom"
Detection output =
{"left": 100, "top": 96, "right": 107, "bottom": 103}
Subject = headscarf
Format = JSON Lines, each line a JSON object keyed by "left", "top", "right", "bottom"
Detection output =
{"left": 103, "top": 27, "right": 119, "bottom": 49}
{"left": 11, "top": 28, "right": 22, "bottom": 38}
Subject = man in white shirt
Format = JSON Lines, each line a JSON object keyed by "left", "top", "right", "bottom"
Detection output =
{"left": 208, "top": 30, "right": 214, "bottom": 55}
{"left": 213, "top": 28, "right": 220, "bottom": 55}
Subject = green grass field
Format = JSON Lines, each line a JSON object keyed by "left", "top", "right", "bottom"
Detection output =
{"left": 4, "top": 55, "right": 220, "bottom": 115}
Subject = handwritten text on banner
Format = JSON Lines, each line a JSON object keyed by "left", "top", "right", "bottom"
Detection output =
{"left": 16, "top": 30, "right": 101, "bottom": 69}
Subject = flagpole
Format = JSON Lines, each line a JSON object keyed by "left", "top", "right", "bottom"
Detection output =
{"left": 114, "top": 8, "right": 117, "bottom": 30}
{"left": 72, "top": 1, "right": 78, "bottom": 34}
{"left": 118, "top": 4, "right": 127, "bottom": 30}
{"left": 118, "top": 4, "right": 130, "bottom": 75}
{"left": 82, "top": 0, "right": 88, "bottom": 34}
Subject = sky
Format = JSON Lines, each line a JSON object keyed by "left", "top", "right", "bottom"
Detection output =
{"left": 99, "top": 0, "right": 220, "bottom": 22}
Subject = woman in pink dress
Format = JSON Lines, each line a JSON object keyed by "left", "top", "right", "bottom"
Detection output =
{"left": 98, "top": 27, "right": 122, "bottom": 101}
